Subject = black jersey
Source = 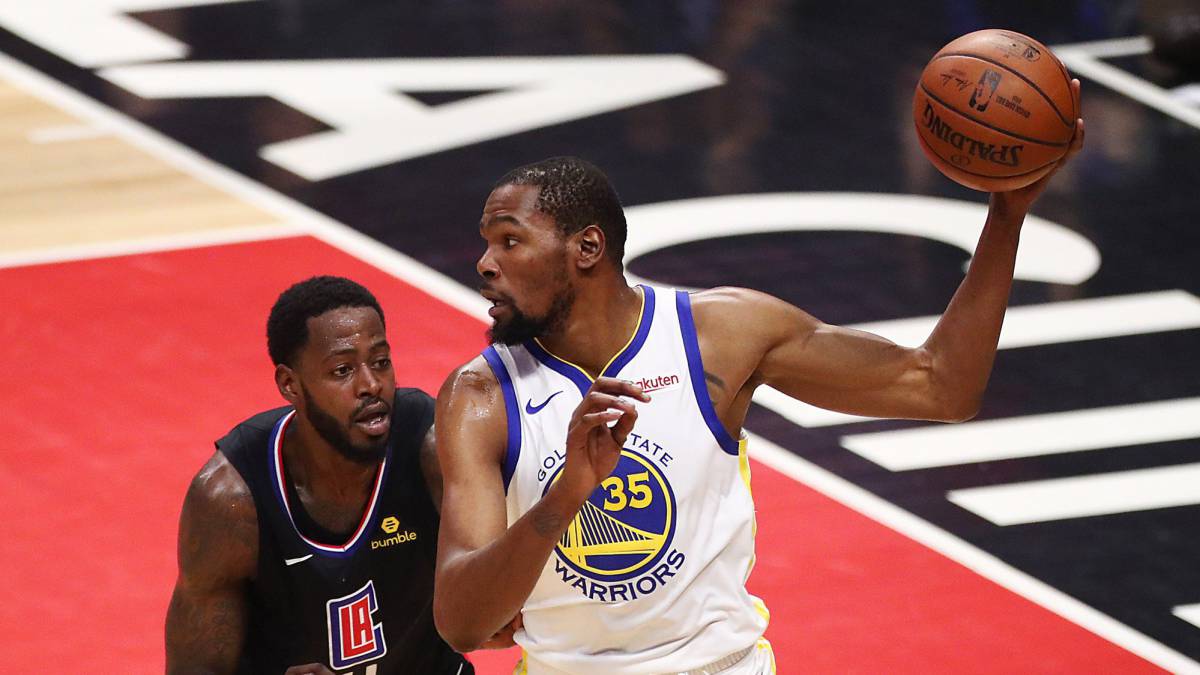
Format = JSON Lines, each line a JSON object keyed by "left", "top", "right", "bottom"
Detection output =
{"left": 217, "top": 388, "right": 471, "bottom": 675}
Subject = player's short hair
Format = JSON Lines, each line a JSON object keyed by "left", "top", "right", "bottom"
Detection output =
{"left": 266, "top": 276, "right": 385, "bottom": 366}
{"left": 495, "top": 156, "right": 627, "bottom": 268}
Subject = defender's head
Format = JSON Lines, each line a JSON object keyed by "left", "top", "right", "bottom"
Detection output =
{"left": 267, "top": 276, "right": 394, "bottom": 463}
{"left": 477, "top": 156, "right": 627, "bottom": 345}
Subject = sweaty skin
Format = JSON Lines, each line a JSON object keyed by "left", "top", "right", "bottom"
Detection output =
{"left": 434, "top": 93, "right": 1085, "bottom": 651}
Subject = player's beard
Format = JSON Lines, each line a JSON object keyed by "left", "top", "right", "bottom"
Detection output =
{"left": 488, "top": 285, "right": 574, "bottom": 346}
{"left": 488, "top": 255, "right": 575, "bottom": 345}
{"left": 302, "top": 388, "right": 389, "bottom": 465}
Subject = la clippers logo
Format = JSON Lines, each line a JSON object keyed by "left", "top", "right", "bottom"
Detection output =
{"left": 327, "top": 580, "right": 387, "bottom": 669}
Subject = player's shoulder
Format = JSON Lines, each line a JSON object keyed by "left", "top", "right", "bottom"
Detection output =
{"left": 437, "top": 353, "right": 501, "bottom": 404}
{"left": 178, "top": 452, "right": 258, "bottom": 578}
{"left": 216, "top": 405, "right": 290, "bottom": 455}
{"left": 688, "top": 286, "right": 799, "bottom": 322}
{"left": 185, "top": 451, "right": 256, "bottom": 529}
{"left": 688, "top": 286, "right": 821, "bottom": 348}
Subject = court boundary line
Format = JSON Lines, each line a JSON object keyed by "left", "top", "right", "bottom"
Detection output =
{"left": 0, "top": 223, "right": 300, "bottom": 269}
{"left": 749, "top": 433, "right": 1199, "bottom": 674}
{"left": 1, "top": 50, "right": 1195, "bottom": 673}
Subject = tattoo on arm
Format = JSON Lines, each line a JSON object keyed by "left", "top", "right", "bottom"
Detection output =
{"left": 166, "top": 454, "right": 257, "bottom": 673}
{"left": 704, "top": 370, "right": 727, "bottom": 391}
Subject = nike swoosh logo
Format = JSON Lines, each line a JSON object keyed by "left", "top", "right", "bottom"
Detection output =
{"left": 284, "top": 554, "right": 313, "bottom": 566}
{"left": 525, "top": 390, "right": 563, "bottom": 415}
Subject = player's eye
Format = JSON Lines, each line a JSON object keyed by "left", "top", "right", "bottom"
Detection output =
{"left": 375, "top": 357, "right": 392, "bottom": 369}
{"left": 332, "top": 364, "right": 353, "bottom": 377}
{"left": 504, "top": 236, "right": 518, "bottom": 248}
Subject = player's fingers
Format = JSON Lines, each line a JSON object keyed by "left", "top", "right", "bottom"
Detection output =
{"left": 609, "top": 404, "right": 639, "bottom": 445}
{"left": 1071, "top": 78, "right": 1081, "bottom": 116}
{"left": 576, "top": 391, "right": 638, "bottom": 416}
{"left": 571, "top": 403, "right": 628, "bottom": 437}
{"left": 590, "top": 376, "right": 650, "bottom": 402}
{"left": 480, "top": 624, "right": 517, "bottom": 649}
{"left": 1064, "top": 118, "right": 1085, "bottom": 162}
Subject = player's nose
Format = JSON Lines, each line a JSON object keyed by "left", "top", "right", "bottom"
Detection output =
{"left": 476, "top": 247, "right": 498, "bottom": 279}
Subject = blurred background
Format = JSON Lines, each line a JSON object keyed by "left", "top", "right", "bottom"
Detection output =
{"left": 1, "top": 1, "right": 1198, "bottom": 672}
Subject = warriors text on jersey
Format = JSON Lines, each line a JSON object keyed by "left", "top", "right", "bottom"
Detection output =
{"left": 484, "top": 285, "right": 769, "bottom": 674}
{"left": 216, "top": 388, "right": 470, "bottom": 675}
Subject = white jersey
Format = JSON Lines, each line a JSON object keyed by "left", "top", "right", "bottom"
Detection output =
{"left": 483, "top": 285, "right": 769, "bottom": 674}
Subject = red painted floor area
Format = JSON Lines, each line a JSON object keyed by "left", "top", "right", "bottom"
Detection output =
{"left": 0, "top": 236, "right": 1162, "bottom": 673}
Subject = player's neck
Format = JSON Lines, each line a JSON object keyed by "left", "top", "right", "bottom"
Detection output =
{"left": 283, "top": 422, "right": 380, "bottom": 505}
{"left": 537, "top": 279, "right": 643, "bottom": 379}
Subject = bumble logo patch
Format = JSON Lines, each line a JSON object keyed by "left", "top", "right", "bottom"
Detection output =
{"left": 372, "top": 516, "right": 416, "bottom": 549}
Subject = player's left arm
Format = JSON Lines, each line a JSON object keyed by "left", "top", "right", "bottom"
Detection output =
{"left": 705, "top": 90, "right": 1084, "bottom": 422}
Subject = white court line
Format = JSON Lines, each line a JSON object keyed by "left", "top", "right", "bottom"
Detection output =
{"left": 748, "top": 434, "right": 1200, "bottom": 674}
{"left": 0, "top": 224, "right": 300, "bottom": 270}
{"left": 843, "top": 397, "right": 1200, "bottom": 471}
{"left": 757, "top": 290, "right": 1200, "bottom": 428}
{"left": 0, "top": 51, "right": 491, "bottom": 322}
{"left": 1175, "top": 604, "right": 1200, "bottom": 630}
{"left": 0, "top": 50, "right": 1194, "bottom": 674}
{"left": 948, "top": 462, "right": 1200, "bottom": 527}
{"left": 1055, "top": 35, "right": 1200, "bottom": 131}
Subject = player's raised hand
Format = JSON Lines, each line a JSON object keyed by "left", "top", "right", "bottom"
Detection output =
{"left": 558, "top": 377, "right": 649, "bottom": 501}
{"left": 992, "top": 79, "right": 1085, "bottom": 215}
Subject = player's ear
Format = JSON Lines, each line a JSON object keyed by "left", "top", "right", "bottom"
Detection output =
{"left": 275, "top": 363, "right": 300, "bottom": 404}
{"left": 575, "top": 224, "right": 606, "bottom": 270}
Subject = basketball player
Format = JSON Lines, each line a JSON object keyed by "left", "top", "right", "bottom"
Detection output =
{"left": 433, "top": 93, "right": 1084, "bottom": 674}
{"left": 166, "top": 276, "right": 512, "bottom": 674}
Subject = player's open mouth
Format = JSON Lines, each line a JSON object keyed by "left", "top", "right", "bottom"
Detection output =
{"left": 354, "top": 405, "right": 390, "bottom": 436}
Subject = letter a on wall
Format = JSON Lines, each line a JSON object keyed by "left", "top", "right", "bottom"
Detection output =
{"left": 101, "top": 56, "right": 725, "bottom": 180}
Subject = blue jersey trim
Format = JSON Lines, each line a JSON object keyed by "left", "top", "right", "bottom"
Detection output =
{"left": 524, "top": 339, "right": 593, "bottom": 397}
{"left": 482, "top": 346, "right": 522, "bottom": 492}
{"left": 602, "top": 285, "right": 656, "bottom": 378}
{"left": 675, "top": 290, "right": 740, "bottom": 455}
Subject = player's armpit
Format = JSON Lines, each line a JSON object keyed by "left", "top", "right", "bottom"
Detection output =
{"left": 165, "top": 451, "right": 257, "bottom": 674}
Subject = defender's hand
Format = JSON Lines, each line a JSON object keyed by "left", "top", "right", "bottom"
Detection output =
{"left": 480, "top": 613, "right": 523, "bottom": 649}
{"left": 558, "top": 377, "right": 650, "bottom": 501}
{"left": 991, "top": 79, "right": 1085, "bottom": 216}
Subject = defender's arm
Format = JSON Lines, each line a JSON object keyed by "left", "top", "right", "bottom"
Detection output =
{"left": 165, "top": 452, "right": 257, "bottom": 674}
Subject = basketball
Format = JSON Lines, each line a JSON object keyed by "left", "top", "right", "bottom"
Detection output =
{"left": 913, "top": 29, "right": 1077, "bottom": 192}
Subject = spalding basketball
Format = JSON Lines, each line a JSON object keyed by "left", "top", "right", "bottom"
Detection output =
{"left": 913, "top": 29, "right": 1076, "bottom": 192}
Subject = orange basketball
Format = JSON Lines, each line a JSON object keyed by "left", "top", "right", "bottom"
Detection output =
{"left": 913, "top": 29, "right": 1077, "bottom": 192}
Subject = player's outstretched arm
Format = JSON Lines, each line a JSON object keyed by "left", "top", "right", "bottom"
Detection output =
{"left": 433, "top": 358, "right": 645, "bottom": 652}
{"left": 697, "top": 95, "right": 1084, "bottom": 423}
{"left": 165, "top": 452, "right": 256, "bottom": 674}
